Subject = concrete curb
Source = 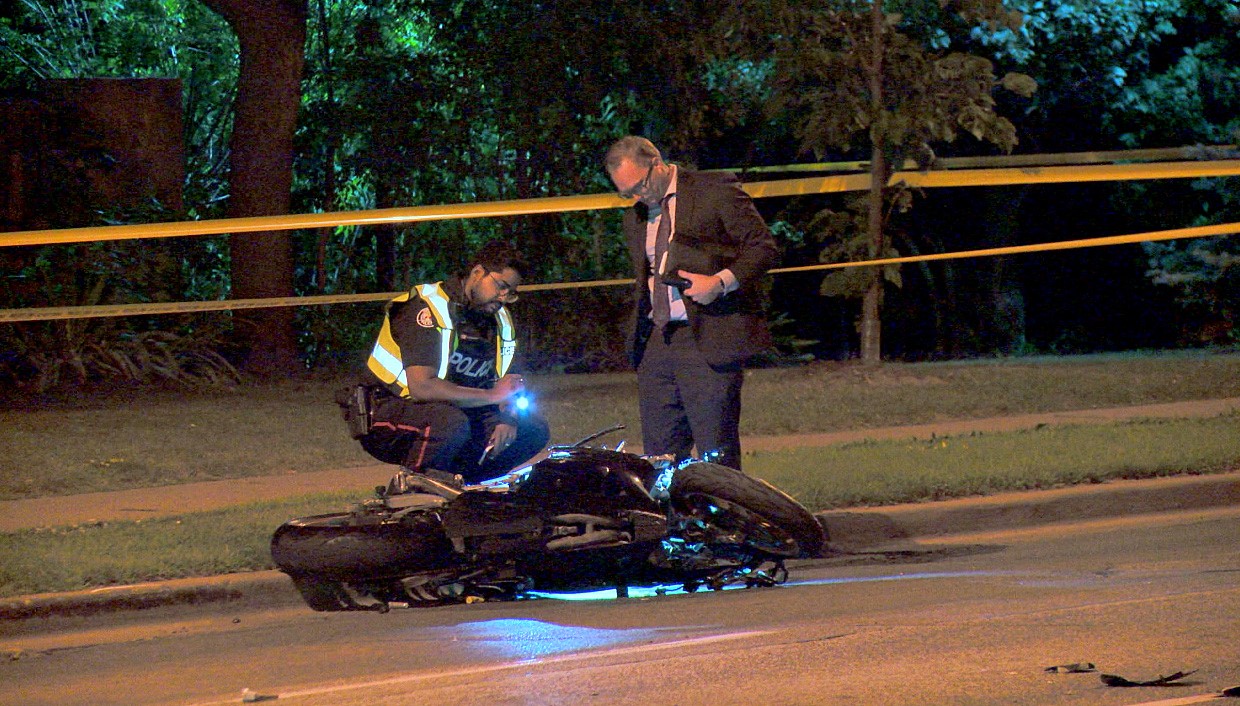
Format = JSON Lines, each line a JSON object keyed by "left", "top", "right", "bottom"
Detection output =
{"left": 0, "top": 570, "right": 297, "bottom": 620}
{"left": 4, "top": 471, "right": 1238, "bottom": 620}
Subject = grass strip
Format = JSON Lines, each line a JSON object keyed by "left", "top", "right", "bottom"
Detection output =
{"left": 0, "top": 492, "right": 367, "bottom": 598}
{"left": 750, "top": 415, "right": 1240, "bottom": 509}
{"left": 1, "top": 415, "right": 1236, "bottom": 599}
{"left": 3, "top": 351, "right": 1238, "bottom": 501}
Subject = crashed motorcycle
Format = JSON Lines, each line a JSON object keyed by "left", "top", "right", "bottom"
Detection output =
{"left": 270, "top": 426, "right": 825, "bottom": 611}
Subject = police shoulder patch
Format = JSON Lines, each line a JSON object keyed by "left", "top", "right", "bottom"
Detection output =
{"left": 416, "top": 307, "right": 435, "bottom": 328}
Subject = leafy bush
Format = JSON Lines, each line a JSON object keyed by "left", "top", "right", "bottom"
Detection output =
{"left": 2, "top": 320, "right": 239, "bottom": 392}
{"left": 1, "top": 237, "right": 239, "bottom": 391}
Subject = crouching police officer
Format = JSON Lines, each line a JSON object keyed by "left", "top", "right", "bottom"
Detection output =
{"left": 338, "top": 240, "right": 550, "bottom": 493}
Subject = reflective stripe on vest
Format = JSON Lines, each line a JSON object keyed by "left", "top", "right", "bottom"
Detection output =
{"left": 495, "top": 307, "right": 515, "bottom": 377}
{"left": 367, "top": 282, "right": 516, "bottom": 397}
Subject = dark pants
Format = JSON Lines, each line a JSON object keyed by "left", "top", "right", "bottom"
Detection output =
{"left": 636, "top": 322, "right": 744, "bottom": 470}
{"left": 361, "top": 395, "right": 550, "bottom": 483}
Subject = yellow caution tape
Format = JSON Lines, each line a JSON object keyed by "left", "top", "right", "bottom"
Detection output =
{"left": 2, "top": 148, "right": 1239, "bottom": 323}
{"left": 742, "top": 159, "right": 1240, "bottom": 199}
{"left": 0, "top": 193, "right": 632, "bottom": 248}
{"left": 2, "top": 224, "right": 1234, "bottom": 323}
{"left": 3, "top": 159, "right": 1239, "bottom": 248}
{"left": 723, "top": 144, "right": 1237, "bottom": 174}
{"left": 770, "top": 222, "right": 1240, "bottom": 275}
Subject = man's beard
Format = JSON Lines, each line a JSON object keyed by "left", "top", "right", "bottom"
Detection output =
{"left": 472, "top": 299, "right": 501, "bottom": 315}
{"left": 462, "top": 286, "right": 495, "bottom": 314}
{"left": 463, "top": 298, "right": 499, "bottom": 320}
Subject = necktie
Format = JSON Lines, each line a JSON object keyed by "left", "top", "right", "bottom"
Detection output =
{"left": 651, "top": 193, "right": 674, "bottom": 328}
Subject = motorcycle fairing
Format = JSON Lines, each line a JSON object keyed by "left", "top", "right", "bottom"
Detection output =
{"left": 440, "top": 491, "right": 545, "bottom": 554}
{"left": 513, "top": 447, "right": 660, "bottom": 513}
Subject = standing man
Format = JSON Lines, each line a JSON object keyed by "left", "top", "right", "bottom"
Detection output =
{"left": 341, "top": 240, "right": 550, "bottom": 493}
{"left": 604, "top": 136, "right": 778, "bottom": 470}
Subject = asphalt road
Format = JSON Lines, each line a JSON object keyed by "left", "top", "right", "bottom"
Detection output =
{"left": 4, "top": 504, "right": 1238, "bottom": 706}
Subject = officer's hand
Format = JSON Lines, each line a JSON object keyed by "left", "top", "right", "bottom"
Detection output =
{"left": 489, "top": 423, "right": 517, "bottom": 456}
{"left": 680, "top": 270, "right": 724, "bottom": 305}
{"left": 492, "top": 374, "right": 525, "bottom": 403}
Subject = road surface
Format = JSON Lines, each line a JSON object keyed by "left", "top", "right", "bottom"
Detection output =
{"left": 3, "top": 505, "right": 1238, "bottom": 705}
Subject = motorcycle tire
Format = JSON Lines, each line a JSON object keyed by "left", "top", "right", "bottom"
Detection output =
{"left": 270, "top": 511, "right": 453, "bottom": 580}
{"left": 669, "top": 462, "right": 825, "bottom": 559}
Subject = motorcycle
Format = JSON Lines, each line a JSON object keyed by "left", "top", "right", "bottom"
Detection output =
{"left": 270, "top": 425, "right": 825, "bottom": 611}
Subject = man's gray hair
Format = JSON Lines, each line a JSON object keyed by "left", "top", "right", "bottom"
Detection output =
{"left": 605, "top": 136, "right": 662, "bottom": 171}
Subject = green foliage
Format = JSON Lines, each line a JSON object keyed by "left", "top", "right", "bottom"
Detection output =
{"left": 726, "top": 0, "right": 1034, "bottom": 165}
{"left": 711, "top": 0, "right": 1036, "bottom": 360}
{"left": 295, "top": 300, "right": 386, "bottom": 370}
{"left": 1144, "top": 234, "right": 1239, "bottom": 343}
{"left": 807, "top": 194, "right": 905, "bottom": 299}
{"left": 762, "top": 312, "right": 822, "bottom": 363}
{"left": 972, "top": 0, "right": 1209, "bottom": 148}
{"left": 5, "top": 324, "right": 240, "bottom": 391}
{"left": 520, "top": 288, "right": 633, "bottom": 373}
{"left": 0, "top": 0, "right": 237, "bottom": 220}
{"left": 1, "top": 0, "right": 241, "bottom": 389}
{"left": 0, "top": 212, "right": 239, "bottom": 391}
{"left": 976, "top": 0, "right": 1184, "bottom": 70}
{"left": 1110, "top": 32, "right": 1240, "bottom": 147}
{"left": 288, "top": 0, "right": 754, "bottom": 367}
{"left": 1085, "top": 0, "right": 1240, "bottom": 337}
{"left": 5, "top": 0, "right": 1236, "bottom": 372}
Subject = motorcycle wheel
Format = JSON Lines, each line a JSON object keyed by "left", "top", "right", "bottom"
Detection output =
{"left": 270, "top": 511, "right": 453, "bottom": 579}
{"left": 669, "top": 462, "right": 825, "bottom": 559}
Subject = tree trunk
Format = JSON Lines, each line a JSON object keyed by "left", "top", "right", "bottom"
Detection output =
{"left": 374, "top": 181, "right": 398, "bottom": 292}
{"left": 861, "top": 140, "right": 886, "bottom": 365}
{"left": 860, "top": 0, "right": 887, "bottom": 365}
{"left": 202, "top": 0, "right": 307, "bottom": 377}
{"left": 313, "top": 0, "right": 336, "bottom": 294}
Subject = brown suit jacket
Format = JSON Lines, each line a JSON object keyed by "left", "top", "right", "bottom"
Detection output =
{"left": 624, "top": 168, "right": 778, "bottom": 368}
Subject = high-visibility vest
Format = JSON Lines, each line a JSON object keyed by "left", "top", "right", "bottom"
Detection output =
{"left": 367, "top": 282, "right": 516, "bottom": 398}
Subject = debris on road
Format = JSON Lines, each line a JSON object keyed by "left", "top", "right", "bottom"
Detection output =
{"left": 1100, "top": 669, "right": 1198, "bottom": 687}
{"left": 1044, "top": 662, "right": 1095, "bottom": 673}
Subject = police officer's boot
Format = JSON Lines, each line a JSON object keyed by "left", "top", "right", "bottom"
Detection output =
{"left": 384, "top": 469, "right": 407, "bottom": 496}
{"left": 423, "top": 468, "right": 464, "bottom": 490}
{"left": 386, "top": 466, "right": 462, "bottom": 499}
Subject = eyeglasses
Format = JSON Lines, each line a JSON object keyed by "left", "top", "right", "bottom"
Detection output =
{"left": 488, "top": 272, "right": 519, "bottom": 303}
{"left": 617, "top": 162, "right": 655, "bottom": 199}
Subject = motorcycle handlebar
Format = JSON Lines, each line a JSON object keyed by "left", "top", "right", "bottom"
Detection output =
{"left": 561, "top": 423, "right": 627, "bottom": 448}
